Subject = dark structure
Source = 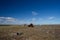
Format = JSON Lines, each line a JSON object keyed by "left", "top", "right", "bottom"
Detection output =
{"left": 17, "top": 32, "right": 23, "bottom": 35}
{"left": 28, "top": 23, "right": 34, "bottom": 27}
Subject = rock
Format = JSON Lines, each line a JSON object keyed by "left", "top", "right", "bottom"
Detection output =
{"left": 28, "top": 23, "right": 34, "bottom": 27}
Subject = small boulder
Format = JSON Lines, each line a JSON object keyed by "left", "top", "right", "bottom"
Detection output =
{"left": 17, "top": 32, "right": 23, "bottom": 35}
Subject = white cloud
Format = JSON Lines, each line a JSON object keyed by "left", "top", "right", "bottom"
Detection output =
{"left": 0, "top": 17, "right": 5, "bottom": 18}
{"left": 0, "top": 16, "right": 57, "bottom": 25}
{"left": 48, "top": 17, "right": 55, "bottom": 20}
{"left": 0, "top": 17, "right": 41, "bottom": 25}
{"left": 0, "top": 17, "right": 17, "bottom": 24}
{"left": 0, "top": 17, "right": 33, "bottom": 25}
{"left": 0, "top": 17, "right": 16, "bottom": 22}
{"left": 5, "top": 17, "right": 16, "bottom": 22}
{"left": 32, "top": 11, "right": 38, "bottom": 16}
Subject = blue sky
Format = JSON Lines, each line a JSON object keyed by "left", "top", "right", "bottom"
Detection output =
{"left": 0, "top": 0, "right": 60, "bottom": 25}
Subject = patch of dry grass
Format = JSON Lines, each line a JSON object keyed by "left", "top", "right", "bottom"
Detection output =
{"left": 0, "top": 25, "right": 60, "bottom": 40}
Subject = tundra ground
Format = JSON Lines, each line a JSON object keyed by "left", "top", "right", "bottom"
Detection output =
{"left": 0, "top": 25, "right": 60, "bottom": 40}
